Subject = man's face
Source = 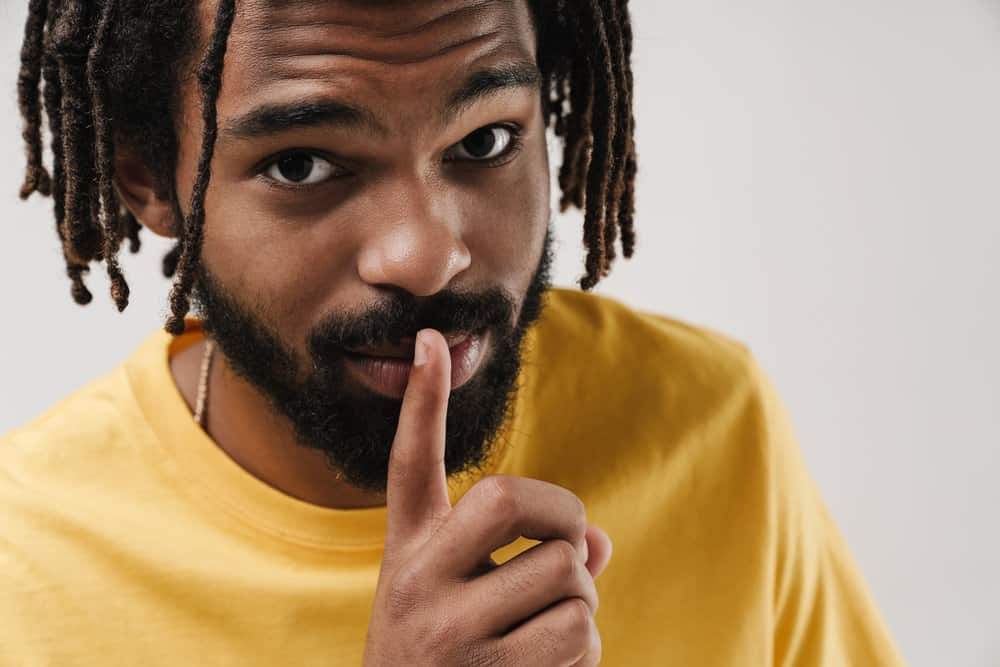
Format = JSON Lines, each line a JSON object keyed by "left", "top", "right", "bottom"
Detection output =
{"left": 170, "top": 0, "right": 553, "bottom": 491}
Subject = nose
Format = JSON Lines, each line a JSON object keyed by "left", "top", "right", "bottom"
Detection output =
{"left": 356, "top": 175, "right": 471, "bottom": 297}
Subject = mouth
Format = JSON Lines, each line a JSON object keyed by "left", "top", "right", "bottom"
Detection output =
{"left": 342, "top": 327, "right": 490, "bottom": 399}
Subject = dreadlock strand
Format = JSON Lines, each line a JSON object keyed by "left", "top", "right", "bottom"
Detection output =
{"left": 122, "top": 209, "right": 142, "bottom": 253}
{"left": 621, "top": 147, "right": 637, "bottom": 257}
{"left": 41, "top": 11, "right": 92, "bottom": 306}
{"left": 87, "top": 0, "right": 129, "bottom": 310}
{"left": 618, "top": 0, "right": 638, "bottom": 258}
{"left": 162, "top": 241, "right": 182, "bottom": 279}
{"left": 52, "top": 0, "right": 103, "bottom": 267}
{"left": 17, "top": 0, "right": 52, "bottom": 200}
{"left": 558, "top": 50, "right": 593, "bottom": 212}
{"left": 89, "top": 191, "right": 102, "bottom": 260}
{"left": 552, "top": 76, "right": 569, "bottom": 137}
{"left": 548, "top": 1, "right": 585, "bottom": 209}
{"left": 598, "top": 0, "right": 629, "bottom": 272}
{"left": 40, "top": 39, "right": 63, "bottom": 243}
{"left": 579, "top": 0, "right": 618, "bottom": 289}
{"left": 165, "top": 0, "right": 237, "bottom": 335}
{"left": 538, "top": 2, "right": 570, "bottom": 138}
{"left": 545, "top": 70, "right": 565, "bottom": 134}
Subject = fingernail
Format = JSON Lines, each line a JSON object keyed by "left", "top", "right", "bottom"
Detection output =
{"left": 413, "top": 331, "right": 429, "bottom": 367}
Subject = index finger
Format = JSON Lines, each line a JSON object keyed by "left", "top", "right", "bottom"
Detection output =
{"left": 384, "top": 328, "right": 453, "bottom": 552}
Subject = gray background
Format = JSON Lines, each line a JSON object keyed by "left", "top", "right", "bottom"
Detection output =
{"left": 2, "top": 0, "right": 998, "bottom": 664}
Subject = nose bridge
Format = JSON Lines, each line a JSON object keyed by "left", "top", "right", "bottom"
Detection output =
{"left": 356, "top": 170, "right": 471, "bottom": 297}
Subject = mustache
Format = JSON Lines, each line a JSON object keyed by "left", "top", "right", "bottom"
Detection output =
{"left": 308, "top": 287, "right": 517, "bottom": 361}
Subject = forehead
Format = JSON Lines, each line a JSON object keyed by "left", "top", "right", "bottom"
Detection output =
{"left": 205, "top": 0, "right": 538, "bottom": 124}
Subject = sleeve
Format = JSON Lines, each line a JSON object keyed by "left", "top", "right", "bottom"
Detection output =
{"left": 749, "top": 356, "right": 908, "bottom": 666}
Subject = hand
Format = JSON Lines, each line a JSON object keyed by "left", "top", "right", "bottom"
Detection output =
{"left": 362, "top": 328, "right": 613, "bottom": 666}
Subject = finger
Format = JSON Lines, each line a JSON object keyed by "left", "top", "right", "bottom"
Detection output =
{"left": 465, "top": 538, "right": 599, "bottom": 637}
{"left": 569, "top": 628, "right": 603, "bottom": 667}
{"left": 384, "top": 328, "right": 453, "bottom": 551}
{"left": 584, "top": 524, "right": 613, "bottom": 579}
{"left": 494, "top": 597, "right": 596, "bottom": 667}
{"left": 428, "top": 475, "right": 589, "bottom": 578}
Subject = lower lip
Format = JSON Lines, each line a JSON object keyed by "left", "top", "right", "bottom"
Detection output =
{"left": 343, "top": 330, "right": 489, "bottom": 399}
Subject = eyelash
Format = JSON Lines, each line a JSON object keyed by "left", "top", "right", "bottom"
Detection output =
{"left": 255, "top": 123, "right": 525, "bottom": 193}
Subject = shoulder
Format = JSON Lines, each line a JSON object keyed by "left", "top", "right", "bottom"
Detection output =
{"left": 537, "top": 287, "right": 753, "bottom": 368}
{"left": 513, "top": 288, "right": 784, "bottom": 484}
{"left": 513, "top": 288, "right": 791, "bottom": 531}
{"left": 0, "top": 367, "right": 149, "bottom": 492}
{"left": 530, "top": 288, "right": 765, "bottom": 418}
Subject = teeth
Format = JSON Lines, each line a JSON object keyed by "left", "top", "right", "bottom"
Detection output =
{"left": 444, "top": 332, "right": 471, "bottom": 348}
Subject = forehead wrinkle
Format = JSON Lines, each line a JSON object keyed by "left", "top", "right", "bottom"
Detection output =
{"left": 251, "top": 0, "right": 515, "bottom": 39}
{"left": 217, "top": 0, "right": 537, "bottom": 136}
{"left": 225, "top": 40, "right": 534, "bottom": 141}
{"left": 374, "top": 0, "right": 501, "bottom": 39}
{"left": 234, "top": 0, "right": 527, "bottom": 69}
{"left": 261, "top": 32, "right": 520, "bottom": 72}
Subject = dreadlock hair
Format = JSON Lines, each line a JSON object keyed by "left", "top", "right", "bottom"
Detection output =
{"left": 16, "top": 0, "right": 638, "bottom": 334}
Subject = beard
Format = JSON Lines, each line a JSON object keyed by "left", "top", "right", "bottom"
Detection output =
{"left": 192, "top": 226, "right": 554, "bottom": 494}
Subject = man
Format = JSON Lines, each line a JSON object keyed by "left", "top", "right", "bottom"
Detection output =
{"left": 2, "top": 0, "right": 904, "bottom": 664}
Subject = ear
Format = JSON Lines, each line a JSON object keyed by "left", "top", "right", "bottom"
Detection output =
{"left": 113, "top": 144, "right": 180, "bottom": 239}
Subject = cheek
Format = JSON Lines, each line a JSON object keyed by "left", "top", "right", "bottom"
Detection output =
{"left": 460, "top": 141, "right": 551, "bottom": 288}
{"left": 198, "top": 185, "right": 358, "bottom": 341}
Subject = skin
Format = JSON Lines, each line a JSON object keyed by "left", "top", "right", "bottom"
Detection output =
{"left": 114, "top": 2, "right": 612, "bottom": 661}
{"left": 369, "top": 329, "right": 612, "bottom": 665}
{"left": 117, "top": 0, "right": 551, "bottom": 509}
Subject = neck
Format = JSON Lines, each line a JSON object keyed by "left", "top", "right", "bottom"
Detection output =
{"left": 171, "top": 338, "right": 388, "bottom": 510}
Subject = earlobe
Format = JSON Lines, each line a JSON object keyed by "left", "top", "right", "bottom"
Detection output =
{"left": 113, "top": 146, "right": 180, "bottom": 239}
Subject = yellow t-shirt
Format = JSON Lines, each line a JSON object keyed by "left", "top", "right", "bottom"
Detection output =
{"left": 0, "top": 288, "right": 904, "bottom": 666}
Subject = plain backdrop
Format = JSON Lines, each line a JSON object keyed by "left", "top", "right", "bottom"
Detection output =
{"left": 2, "top": 1, "right": 998, "bottom": 664}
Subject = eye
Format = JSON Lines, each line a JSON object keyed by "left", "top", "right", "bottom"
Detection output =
{"left": 263, "top": 152, "right": 339, "bottom": 186}
{"left": 445, "top": 125, "right": 519, "bottom": 162}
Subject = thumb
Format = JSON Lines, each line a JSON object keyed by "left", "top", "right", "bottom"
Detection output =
{"left": 384, "top": 329, "right": 453, "bottom": 550}
{"left": 585, "top": 524, "right": 614, "bottom": 580}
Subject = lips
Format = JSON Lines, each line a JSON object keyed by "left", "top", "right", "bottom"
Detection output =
{"left": 342, "top": 328, "right": 489, "bottom": 399}
{"left": 345, "top": 331, "right": 473, "bottom": 360}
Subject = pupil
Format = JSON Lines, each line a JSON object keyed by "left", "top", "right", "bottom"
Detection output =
{"left": 278, "top": 155, "right": 314, "bottom": 182}
{"left": 462, "top": 128, "right": 497, "bottom": 158}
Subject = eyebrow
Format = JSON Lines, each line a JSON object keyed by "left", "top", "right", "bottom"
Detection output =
{"left": 443, "top": 59, "right": 541, "bottom": 123}
{"left": 220, "top": 59, "right": 541, "bottom": 143}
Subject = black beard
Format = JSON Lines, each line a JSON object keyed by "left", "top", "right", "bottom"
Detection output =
{"left": 192, "top": 227, "right": 553, "bottom": 494}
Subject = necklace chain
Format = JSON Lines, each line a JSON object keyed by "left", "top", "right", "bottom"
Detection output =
{"left": 194, "top": 340, "right": 215, "bottom": 428}
{"left": 193, "top": 340, "right": 351, "bottom": 482}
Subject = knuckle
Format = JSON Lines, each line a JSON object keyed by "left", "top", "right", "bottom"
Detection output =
{"left": 531, "top": 625, "right": 564, "bottom": 661}
{"left": 480, "top": 475, "right": 520, "bottom": 518}
{"left": 459, "top": 641, "right": 509, "bottom": 667}
{"left": 386, "top": 585, "right": 422, "bottom": 621}
{"left": 424, "top": 612, "right": 463, "bottom": 656}
{"left": 566, "top": 597, "right": 592, "bottom": 639}
{"left": 551, "top": 539, "right": 580, "bottom": 579}
{"left": 385, "top": 565, "right": 428, "bottom": 621}
{"left": 572, "top": 563, "right": 599, "bottom": 616}
{"left": 574, "top": 623, "right": 603, "bottom": 667}
{"left": 590, "top": 630, "right": 604, "bottom": 665}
